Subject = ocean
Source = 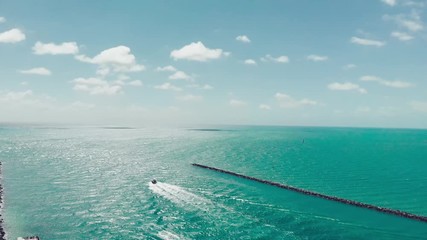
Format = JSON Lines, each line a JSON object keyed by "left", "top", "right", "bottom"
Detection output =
{"left": 0, "top": 126, "right": 426, "bottom": 239}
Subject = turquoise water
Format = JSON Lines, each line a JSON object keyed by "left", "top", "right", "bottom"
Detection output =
{"left": 1, "top": 126, "right": 427, "bottom": 239}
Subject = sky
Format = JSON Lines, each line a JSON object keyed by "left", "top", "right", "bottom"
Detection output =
{"left": 0, "top": 0, "right": 427, "bottom": 128}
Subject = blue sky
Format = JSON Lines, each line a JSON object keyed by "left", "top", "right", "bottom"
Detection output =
{"left": 1, "top": 0, "right": 427, "bottom": 128}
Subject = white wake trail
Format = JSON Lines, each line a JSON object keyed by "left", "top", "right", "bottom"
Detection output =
{"left": 149, "top": 182, "right": 211, "bottom": 210}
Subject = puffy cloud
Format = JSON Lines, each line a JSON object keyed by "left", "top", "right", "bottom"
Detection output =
{"left": 0, "top": 90, "right": 33, "bottom": 101}
{"left": 188, "top": 84, "right": 213, "bottom": 90}
{"left": 381, "top": 0, "right": 397, "bottom": 6}
{"left": 360, "top": 75, "right": 413, "bottom": 88}
{"left": 384, "top": 13, "right": 424, "bottom": 32}
{"left": 261, "top": 54, "right": 290, "bottom": 63}
{"left": 72, "top": 77, "right": 122, "bottom": 95}
{"left": 229, "top": 99, "right": 247, "bottom": 107}
{"left": 0, "top": 90, "right": 54, "bottom": 110}
{"left": 399, "top": 20, "right": 423, "bottom": 32}
{"left": 169, "top": 71, "right": 191, "bottom": 80}
{"left": 0, "top": 28, "right": 25, "bottom": 43}
{"left": 343, "top": 64, "right": 357, "bottom": 70}
{"left": 351, "top": 37, "right": 386, "bottom": 47}
{"left": 360, "top": 75, "right": 381, "bottom": 81}
{"left": 114, "top": 76, "right": 142, "bottom": 87}
{"left": 201, "top": 84, "right": 213, "bottom": 90}
{"left": 236, "top": 35, "right": 251, "bottom": 43}
{"left": 128, "top": 80, "right": 143, "bottom": 86}
{"left": 76, "top": 45, "right": 145, "bottom": 74}
{"left": 402, "top": 0, "right": 425, "bottom": 7}
{"left": 328, "top": 82, "right": 367, "bottom": 94}
{"left": 391, "top": 31, "right": 414, "bottom": 41}
{"left": 20, "top": 67, "right": 52, "bottom": 76}
{"left": 33, "top": 41, "right": 78, "bottom": 55}
{"left": 176, "top": 94, "right": 203, "bottom": 101}
{"left": 259, "top": 104, "right": 271, "bottom": 110}
{"left": 80, "top": 46, "right": 133, "bottom": 64}
{"left": 307, "top": 55, "right": 328, "bottom": 62}
{"left": 0, "top": 17, "right": 5, "bottom": 23}
{"left": 275, "top": 93, "right": 318, "bottom": 108}
{"left": 156, "top": 65, "right": 177, "bottom": 72}
{"left": 154, "top": 82, "right": 182, "bottom": 91}
{"left": 244, "top": 59, "right": 257, "bottom": 65}
{"left": 170, "top": 41, "right": 228, "bottom": 61}
{"left": 70, "top": 101, "right": 95, "bottom": 109}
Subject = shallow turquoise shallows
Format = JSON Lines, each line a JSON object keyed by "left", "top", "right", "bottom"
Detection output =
{"left": 1, "top": 126, "right": 427, "bottom": 239}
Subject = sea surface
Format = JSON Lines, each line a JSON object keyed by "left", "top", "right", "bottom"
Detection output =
{"left": 0, "top": 126, "right": 426, "bottom": 239}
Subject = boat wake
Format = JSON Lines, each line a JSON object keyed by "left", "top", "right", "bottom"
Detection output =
{"left": 149, "top": 181, "right": 211, "bottom": 210}
{"left": 148, "top": 181, "right": 284, "bottom": 238}
{"left": 157, "top": 230, "right": 186, "bottom": 240}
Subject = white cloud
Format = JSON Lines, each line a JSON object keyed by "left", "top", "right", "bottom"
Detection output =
{"left": 170, "top": 41, "right": 228, "bottom": 61}
{"left": 96, "top": 67, "right": 110, "bottom": 76}
{"left": 360, "top": 75, "right": 413, "bottom": 88}
{"left": 154, "top": 82, "right": 182, "bottom": 91}
{"left": 275, "top": 93, "right": 317, "bottom": 108}
{"left": 236, "top": 35, "right": 251, "bottom": 43}
{"left": 70, "top": 101, "right": 95, "bottom": 109}
{"left": 259, "top": 104, "right": 271, "bottom": 110}
{"left": 410, "top": 101, "right": 427, "bottom": 112}
{"left": 402, "top": 0, "right": 425, "bottom": 7}
{"left": 360, "top": 75, "right": 382, "bottom": 81}
{"left": 343, "top": 64, "right": 357, "bottom": 70}
{"left": 156, "top": 65, "right": 177, "bottom": 72}
{"left": 384, "top": 13, "right": 424, "bottom": 32}
{"left": 76, "top": 45, "right": 145, "bottom": 74}
{"left": 229, "top": 99, "right": 247, "bottom": 107}
{"left": 307, "top": 55, "right": 328, "bottom": 62}
{"left": 20, "top": 67, "right": 52, "bottom": 76}
{"left": 261, "top": 54, "right": 290, "bottom": 63}
{"left": 176, "top": 94, "right": 203, "bottom": 101}
{"left": 114, "top": 76, "right": 142, "bottom": 87}
{"left": 399, "top": 19, "right": 423, "bottom": 32}
{"left": 244, "top": 59, "right": 257, "bottom": 65}
{"left": 391, "top": 31, "right": 414, "bottom": 41}
{"left": 113, "top": 64, "right": 145, "bottom": 72}
{"left": 76, "top": 45, "right": 132, "bottom": 64}
{"left": 0, "top": 90, "right": 33, "bottom": 101}
{"left": 0, "top": 28, "right": 26, "bottom": 43}
{"left": 201, "top": 84, "right": 213, "bottom": 90}
{"left": 33, "top": 41, "right": 78, "bottom": 55}
{"left": 351, "top": 37, "right": 386, "bottom": 47}
{"left": 328, "top": 82, "right": 367, "bottom": 94}
{"left": 0, "top": 90, "right": 54, "bottom": 110}
{"left": 381, "top": 0, "right": 397, "bottom": 6}
{"left": 128, "top": 80, "right": 143, "bottom": 87}
{"left": 0, "top": 17, "right": 5, "bottom": 23}
{"left": 169, "top": 71, "right": 191, "bottom": 80}
{"left": 188, "top": 84, "right": 214, "bottom": 90}
{"left": 72, "top": 77, "right": 122, "bottom": 95}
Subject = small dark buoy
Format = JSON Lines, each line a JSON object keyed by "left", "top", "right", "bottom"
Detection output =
{"left": 151, "top": 179, "right": 157, "bottom": 184}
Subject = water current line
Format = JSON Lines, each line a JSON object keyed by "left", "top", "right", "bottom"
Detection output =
{"left": 192, "top": 163, "right": 427, "bottom": 223}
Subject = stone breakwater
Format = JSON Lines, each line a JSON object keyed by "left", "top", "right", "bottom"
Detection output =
{"left": 192, "top": 163, "right": 427, "bottom": 223}
{"left": 0, "top": 162, "right": 5, "bottom": 240}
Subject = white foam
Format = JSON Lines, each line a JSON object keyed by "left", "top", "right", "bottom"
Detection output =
{"left": 157, "top": 230, "right": 185, "bottom": 240}
{"left": 149, "top": 182, "right": 210, "bottom": 210}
